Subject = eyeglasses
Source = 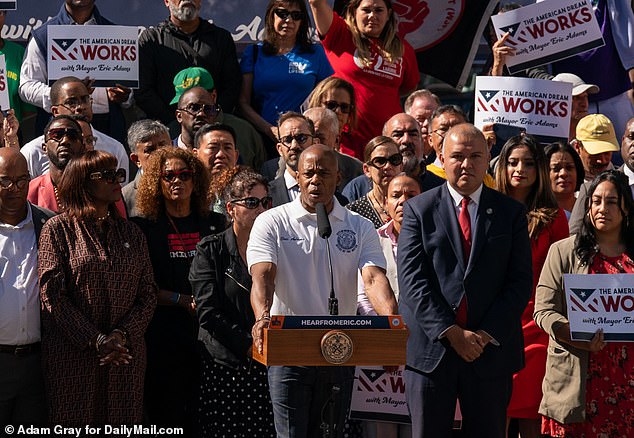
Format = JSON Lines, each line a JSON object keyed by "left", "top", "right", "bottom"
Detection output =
{"left": 432, "top": 128, "right": 449, "bottom": 137}
{"left": 231, "top": 196, "right": 273, "bottom": 209}
{"left": 178, "top": 103, "right": 221, "bottom": 117}
{"left": 323, "top": 100, "right": 352, "bottom": 114}
{"left": 57, "top": 95, "right": 92, "bottom": 111}
{"left": 279, "top": 133, "right": 312, "bottom": 147}
{"left": 367, "top": 153, "right": 403, "bottom": 168}
{"left": 46, "top": 127, "right": 82, "bottom": 143}
{"left": 162, "top": 169, "right": 194, "bottom": 182}
{"left": 0, "top": 176, "right": 30, "bottom": 191}
{"left": 84, "top": 135, "right": 98, "bottom": 147}
{"left": 89, "top": 168, "right": 126, "bottom": 184}
{"left": 274, "top": 8, "right": 304, "bottom": 21}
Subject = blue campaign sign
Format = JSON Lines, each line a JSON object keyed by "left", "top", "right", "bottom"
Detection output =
{"left": 2, "top": 0, "right": 271, "bottom": 49}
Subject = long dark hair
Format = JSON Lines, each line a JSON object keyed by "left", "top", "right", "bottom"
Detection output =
{"left": 262, "top": 0, "right": 313, "bottom": 55}
{"left": 575, "top": 170, "right": 634, "bottom": 265}
{"left": 495, "top": 134, "right": 559, "bottom": 239}
{"left": 544, "top": 141, "right": 585, "bottom": 191}
{"left": 58, "top": 150, "right": 121, "bottom": 220}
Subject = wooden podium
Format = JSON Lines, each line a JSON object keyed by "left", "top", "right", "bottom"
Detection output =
{"left": 252, "top": 315, "right": 408, "bottom": 366}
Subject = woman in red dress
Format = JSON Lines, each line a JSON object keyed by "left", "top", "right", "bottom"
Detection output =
{"left": 535, "top": 170, "right": 634, "bottom": 437}
{"left": 495, "top": 135, "right": 569, "bottom": 437}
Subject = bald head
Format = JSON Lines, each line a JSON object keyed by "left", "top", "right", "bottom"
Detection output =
{"left": 440, "top": 123, "right": 489, "bottom": 196}
{"left": 297, "top": 144, "right": 340, "bottom": 213}
{"left": 0, "top": 148, "right": 30, "bottom": 225}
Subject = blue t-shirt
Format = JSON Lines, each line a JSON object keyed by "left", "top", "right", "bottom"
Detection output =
{"left": 241, "top": 42, "right": 333, "bottom": 124}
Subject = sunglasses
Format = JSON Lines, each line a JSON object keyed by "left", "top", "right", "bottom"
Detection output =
{"left": 162, "top": 169, "right": 194, "bottom": 182}
{"left": 231, "top": 196, "right": 273, "bottom": 209}
{"left": 279, "top": 133, "right": 312, "bottom": 147}
{"left": 274, "top": 8, "right": 303, "bottom": 21}
{"left": 323, "top": 100, "right": 352, "bottom": 114}
{"left": 367, "top": 153, "right": 403, "bottom": 169}
{"left": 178, "top": 103, "right": 221, "bottom": 117}
{"left": 0, "top": 176, "right": 30, "bottom": 191}
{"left": 46, "top": 127, "right": 82, "bottom": 143}
{"left": 89, "top": 168, "right": 126, "bottom": 184}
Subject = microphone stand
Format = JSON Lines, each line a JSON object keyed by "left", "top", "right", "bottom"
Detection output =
{"left": 325, "top": 236, "right": 338, "bottom": 316}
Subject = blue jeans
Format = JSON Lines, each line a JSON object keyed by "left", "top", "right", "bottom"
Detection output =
{"left": 267, "top": 366, "right": 354, "bottom": 438}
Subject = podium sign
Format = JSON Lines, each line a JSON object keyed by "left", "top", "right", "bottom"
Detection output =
{"left": 252, "top": 315, "right": 408, "bottom": 367}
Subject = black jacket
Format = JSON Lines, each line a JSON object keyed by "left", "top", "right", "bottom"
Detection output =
{"left": 190, "top": 228, "right": 254, "bottom": 369}
{"left": 137, "top": 18, "right": 241, "bottom": 123}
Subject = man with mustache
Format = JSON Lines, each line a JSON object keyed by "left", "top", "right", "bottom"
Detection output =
{"left": 137, "top": 0, "right": 241, "bottom": 125}
{"left": 27, "top": 116, "right": 86, "bottom": 212}
{"left": 19, "top": 0, "right": 132, "bottom": 143}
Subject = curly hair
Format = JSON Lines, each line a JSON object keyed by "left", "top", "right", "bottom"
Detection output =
{"left": 135, "top": 147, "right": 210, "bottom": 221}
{"left": 343, "top": 0, "right": 403, "bottom": 66}
{"left": 495, "top": 134, "right": 559, "bottom": 239}
{"left": 306, "top": 76, "right": 357, "bottom": 131}
{"left": 262, "top": 0, "right": 313, "bottom": 55}
{"left": 208, "top": 165, "right": 269, "bottom": 213}
{"left": 575, "top": 170, "right": 634, "bottom": 266}
{"left": 58, "top": 150, "right": 121, "bottom": 220}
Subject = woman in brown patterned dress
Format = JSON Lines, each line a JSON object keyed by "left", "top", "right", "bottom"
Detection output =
{"left": 38, "top": 150, "right": 157, "bottom": 425}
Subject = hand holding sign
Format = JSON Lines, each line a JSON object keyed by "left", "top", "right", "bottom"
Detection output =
{"left": 107, "top": 84, "right": 131, "bottom": 104}
{"left": 491, "top": 32, "right": 517, "bottom": 76}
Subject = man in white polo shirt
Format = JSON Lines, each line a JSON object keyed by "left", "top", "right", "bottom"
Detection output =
{"left": 248, "top": 144, "right": 397, "bottom": 437}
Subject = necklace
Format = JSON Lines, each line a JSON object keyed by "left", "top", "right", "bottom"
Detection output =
{"left": 53, "top": 184, "right": 64, "bottom": 212}
{"left": 369, "top": 191, "right": 389, "bottom": 220}
{"left": 96, "top": 211, "right": 110, "bottom": 222}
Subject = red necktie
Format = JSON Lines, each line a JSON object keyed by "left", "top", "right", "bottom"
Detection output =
{"left": 455, "top": 197, "right": 471, "bottom": 327}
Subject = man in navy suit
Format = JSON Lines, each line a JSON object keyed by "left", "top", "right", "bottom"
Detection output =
{"left": 398, "top": 123, "right": 532, "bottom": 438}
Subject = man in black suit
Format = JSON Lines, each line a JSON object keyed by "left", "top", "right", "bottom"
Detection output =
{"left": 269, "top": 112, "right": 315, "bottom": 207}
{"left": 397, "top": 123, "right": 532, "bottom": 438}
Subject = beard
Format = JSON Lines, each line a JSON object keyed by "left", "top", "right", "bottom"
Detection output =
{"left": 169, "top": 1, "right": 200, "bottom": 21}
{"left": 47, "top": 149, "right": 70, "bottom": 171}
{"left": 401, "top": 155, "right": 419, "bottom": 176}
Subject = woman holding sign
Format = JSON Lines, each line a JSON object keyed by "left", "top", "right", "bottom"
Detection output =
{"left": 535, "top": 170, "right": 634, "bottom": 437}
{"left": 495, "top": 135, "right": 569, "bottom": 438}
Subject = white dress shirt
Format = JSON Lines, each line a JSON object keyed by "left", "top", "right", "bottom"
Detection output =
{"left": 283, "top": 169, "right": 300, "bottom": 201}
{"left": 0, "top": 207, "right": 40, "bottom": 345}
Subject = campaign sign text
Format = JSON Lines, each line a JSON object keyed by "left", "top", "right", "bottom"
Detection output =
{"left": 475, "top": 76, "right": 572, "bottom": 138}
{"left": 0, "top": 55, "right": 10, "bottom": 111}
{"left": 491, "top": 0, "right": 604, "bottom": 74}
{"left": 349, "top": 366, "right": 410, "bottom": 423}
{"left": 47, "top": 25, "right": 139, "bottom": 88}
{"left": 565, "top": 274, "right": 634, "bottom": 342}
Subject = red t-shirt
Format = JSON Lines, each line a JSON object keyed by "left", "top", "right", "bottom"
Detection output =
{"left": 321, "top": 12, "right": 419, "bottom": 160}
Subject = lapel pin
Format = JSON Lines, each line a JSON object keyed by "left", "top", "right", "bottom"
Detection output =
{"left": 486, "top": 208, "right": 493, "bottom": 215}
{"left": 124, "top": 242, "right": 130, "bottom": 248}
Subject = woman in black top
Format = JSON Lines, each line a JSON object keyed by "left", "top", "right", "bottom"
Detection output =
{"left": 131, "top": 147, "right": 226, "bottom": 435}
{"left": 190, "top": 166, "right": 275, "bottom": 436}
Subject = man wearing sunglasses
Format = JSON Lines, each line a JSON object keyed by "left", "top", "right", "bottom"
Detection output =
{"left": 249, "top": 144, "right": 397, "bottom": 437}
{"left": 173, "top": 84, "right": 265, "bottom": 170}
{"left": 137, "top": 0, "right": 241, "bottom": 126}
{"left": 0, "top": 148, "right": 54, "bottom": 429}
{"left": 20, "top": 76, "right": 129, "bottom": 183}
{"left": 27, "top": 115, "right": 126, "bottom": 217}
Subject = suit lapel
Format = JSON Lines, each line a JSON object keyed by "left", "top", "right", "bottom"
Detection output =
{"left": 466, "top": 187, "right": 494, "bottom": 276}
{"left": 434, "top": 185, "right": 466, "bottom": 270}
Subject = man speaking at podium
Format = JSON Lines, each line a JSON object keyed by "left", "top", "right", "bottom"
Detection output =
{"left": 398, "top": 124, "right": 532, "bottom": 438}
{"left": 248, "top": 144, "right": 397, "bottom": 437}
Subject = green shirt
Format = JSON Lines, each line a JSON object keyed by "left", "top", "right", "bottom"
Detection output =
{"left": 1, "top": 40, "right": 35, "bottom": 122}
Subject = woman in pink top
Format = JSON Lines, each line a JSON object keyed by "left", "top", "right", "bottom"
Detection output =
{"left": 308, "top": 0, "right": 419, "bottom": 160}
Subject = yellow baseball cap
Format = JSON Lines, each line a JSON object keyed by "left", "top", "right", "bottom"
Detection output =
{"left": 575, "top": 114, "right": 619, "bottom": 155}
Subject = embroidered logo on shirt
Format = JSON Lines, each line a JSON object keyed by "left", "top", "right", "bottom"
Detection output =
{"left": 336, "top": 229, "right": 358, "bottom": 253}
{"left": 353, "top": 50, "right": 403, "bottom": 79}
{"left": 289, "top": 62, "right": 307, "bottom": 74}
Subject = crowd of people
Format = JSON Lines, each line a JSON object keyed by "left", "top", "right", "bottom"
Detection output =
{"left": 1, "top": 0, "right": 634, "bottom": 437}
